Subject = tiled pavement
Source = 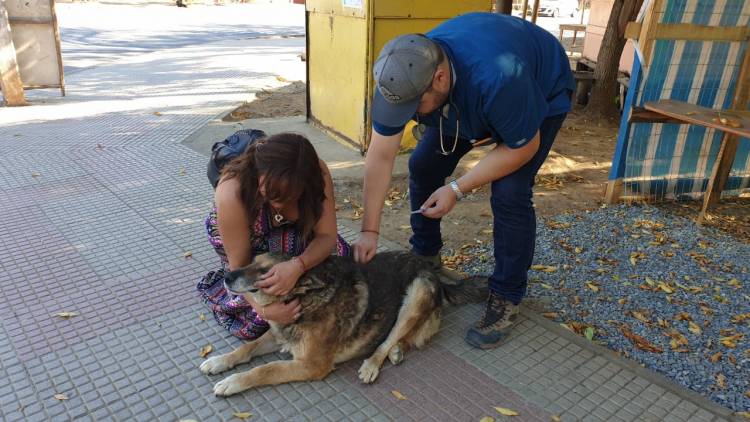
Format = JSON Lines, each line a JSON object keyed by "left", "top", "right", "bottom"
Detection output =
{"left": 0, "top": 16, "right": 741, "bottom": 422}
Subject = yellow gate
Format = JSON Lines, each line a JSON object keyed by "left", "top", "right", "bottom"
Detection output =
{"left": 306, "top": 0, "right": 492, "bottom": 152}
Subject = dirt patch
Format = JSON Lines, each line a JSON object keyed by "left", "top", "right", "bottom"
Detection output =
{"left": 223, "top": 80, "right": 306, "bottom": 121}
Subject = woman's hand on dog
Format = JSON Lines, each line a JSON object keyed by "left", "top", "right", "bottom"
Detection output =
{"left": 261, "top": 299, "right": 302, "bottom": 324}
{"left": 256, "top": 260, "right": 304, "bottom": 296}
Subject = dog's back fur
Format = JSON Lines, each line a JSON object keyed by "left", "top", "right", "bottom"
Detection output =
{"left": 201, "top": 251, "right": 487, "bottom": 395}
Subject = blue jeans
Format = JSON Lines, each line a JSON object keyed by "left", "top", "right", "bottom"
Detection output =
{"left": 408, "top": 114, "right": 567, "bottom": 304}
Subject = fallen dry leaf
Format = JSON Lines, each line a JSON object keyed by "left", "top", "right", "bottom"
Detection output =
{"left": 153, "top": 111, "right": 163, "bottom": 116}
{"left": 52, "top": 312, "right": 78, "bottom": 319}
{"left": 95, "top": 143, "right": 104, "bottom": 150}
{"left": 199, "top": 344, "right": 213, "bottom": 358}
{"left": 731, "top": 312, "right": 750, "bottom": 324}
{"left": 620, "top": 325, "right": 663, "bottom": 353}
{"left": 199, "top": 313, "right": 205, "bottom": 321}
{"left": 275, "top": 75, "right": 288, "bottom": 82}
{"left": 494, "top": 406, "right": 519, "bottom": 416}
{"left": 674, "top": 312, "right": 692, "bottom": 322}
{"left": 546, "top": 221, "right": 571, "bottom": 229}
{"left": 561, "top": 321, "right": 591, "bottom": 336}
{"left": 688, "top": 321, "right": 702, "bottom": 335}
{"left": 550, "top": 416, "right": 562, "bottom": 422}
{"left": 233, "top": 412, "right": 253, "bottom": 419}
{"left": 31, "top": 171, "right": 41, "bottom": 178}
{"left": 479, "top": 417, "right": 495, "bottom": 422}
{"left": 183, "top": 251, "right": 193, "bottom": 258}
{"left": 710, "top": 351, "right": 723, "bottom": 363}
{"left": 542, "top": 312, "right": 559, "bottom": 320}
{"left": 54, "top": 394, "right": 68, "bottom": 401}
{"left": 178, "top": 168, "right": 186, "bottom": 176}
{"left": 720, "top": 339, "right": 737, "bottom": 348}
{"left": 715, "top": 373, "right": 727, "bottom": 389}
{"left": 665, "top": 329, "right": 689, "bottom": 353}
{"left": 627, "top": 310, "right": 651, "bottom": 324}
{"left": 657, "top": 318, "right": 669, "bottom": 328}
{"left": 658, "top": 282, "right": 675, "bottom": 294}
{"left": 629, "top": 251, "right": 646, "bottom": 266}
{"left": 585, "top": 282, "right": 600, "bottom": 292}
{"left": 699, "top": 303, "right": 714, "bottom": 316}
{"left": 391, "top": 390, "right": 407, "bottom": 400}
{"left": 530, "top": 264, "right": 558, "bottom": 273}
{"left": 735, "top": 411, "right": 750, "bottom": 419}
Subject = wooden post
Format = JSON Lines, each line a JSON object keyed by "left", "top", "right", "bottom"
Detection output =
{"left": 49, "top": 0, "right": 65, "bottom": 96}
{"left": 495, "top": 0, "right": 513, "bottom": 15}
{"left": 579, "top": 0, "right": 585, "bottom": 24}
{"left": 521, "top": 0, "right": 529, "bottom": 20}
{"left": 531, "top": 0, "right": 540, "bottom": 24}
{"left": 698, "top": 45, "right": 750, "bottom": 222}
{"left": 0, "top": 0, "right": 26, "bottom": 106}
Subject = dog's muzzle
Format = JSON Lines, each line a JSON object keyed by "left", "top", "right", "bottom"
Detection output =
{"left": 223, "top": 269, "right": 259, "bottom": 294}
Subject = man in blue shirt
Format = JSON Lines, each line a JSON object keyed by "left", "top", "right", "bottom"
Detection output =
{"left": 353, "top": 12, "right": 575, "bottom": 349}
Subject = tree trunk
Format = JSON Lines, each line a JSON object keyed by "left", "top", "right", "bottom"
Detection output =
{"left": 496, "top": 0, "right": 513, "bottom": 15}
{"left": 585, "top": 0, "right": 642, "bottom": 117}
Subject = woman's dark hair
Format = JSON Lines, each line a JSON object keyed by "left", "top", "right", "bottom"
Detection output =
{"left": 221, "top": 132, "right": 325, "bottom": 241}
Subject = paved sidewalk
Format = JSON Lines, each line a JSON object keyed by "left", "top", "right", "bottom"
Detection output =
{"left": 0, "top": 17, "right": 742, "bottom": 422}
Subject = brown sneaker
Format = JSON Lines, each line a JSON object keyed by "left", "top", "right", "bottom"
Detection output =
{"left": 465, "top": 291, "right": 520, "bottom": 349}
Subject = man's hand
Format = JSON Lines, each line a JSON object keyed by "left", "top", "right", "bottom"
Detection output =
{"left": 353, "top": 231, "right": 378, "bottom": 263}
{"left": 255, "top": 259, "right": 304, "bottom": 296}
{"left": 421, "top": 185, "right": 458, "bottom": 219}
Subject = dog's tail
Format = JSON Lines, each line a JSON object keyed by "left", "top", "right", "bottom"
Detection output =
{"left": 440, "top": 276, "right": 488, "bottom": 305}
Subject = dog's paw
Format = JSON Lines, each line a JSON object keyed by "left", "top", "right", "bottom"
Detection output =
{"left": 387, "top": 344, "right": 404, "bottom": 365}
{"left": 213, "top": 374, "right": 247, "bottom": 396}
{"left": 358, "top": 358, "right": 380, "bottom": 384}
{"left": 200, "top": 355, "right": 231, "bottom": 375}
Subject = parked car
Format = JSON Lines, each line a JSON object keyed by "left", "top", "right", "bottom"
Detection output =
{"left": 525, "top": 0, "right": 579, "bottom": 17}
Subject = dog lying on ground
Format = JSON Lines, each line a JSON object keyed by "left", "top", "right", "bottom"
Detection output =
{"left": 200, "top": 251, "right": 486, "bottom": 396}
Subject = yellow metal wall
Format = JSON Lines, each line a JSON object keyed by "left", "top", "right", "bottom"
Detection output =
{"left": 307, "top": 12, "right": 368, "bottom": 145}
{"left": 373, "top": 0, "right": 491, "bottom": 17}
{"left": 306, "top": 0, "right": 492, "bottom": 151}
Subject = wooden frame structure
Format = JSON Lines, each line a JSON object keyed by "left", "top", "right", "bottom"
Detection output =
{"left": 0, "top": 0, "right": 65, "bottom": 105}
{"left": 606, "top": 0, "right": 750, "bottom": 218}
{"left": 0, "top": 0, "right": 26, "bottom": 105}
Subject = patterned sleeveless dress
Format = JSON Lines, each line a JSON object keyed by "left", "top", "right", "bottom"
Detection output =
{"left": 197, "top": 205, "right": 351, "bottom": 340}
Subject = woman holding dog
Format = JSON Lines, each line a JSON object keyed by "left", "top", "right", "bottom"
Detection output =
{"left": 198, "top": 133, "right": 350, "bottom": 339}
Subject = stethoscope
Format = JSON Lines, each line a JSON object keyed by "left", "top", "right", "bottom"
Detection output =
{"left": 412, "top": 102, "right": 461, "bottom": 156}
{"left": 410, "top": 59, "right": 494, "bottom": 155}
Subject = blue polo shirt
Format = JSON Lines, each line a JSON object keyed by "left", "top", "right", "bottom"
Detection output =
{"left": 372, "top": 12, "right": 575, "bottom": 148}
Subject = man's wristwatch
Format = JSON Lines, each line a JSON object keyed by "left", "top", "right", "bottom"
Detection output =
{"left": 449, "top": 180, "right": 465, "bottom": 200}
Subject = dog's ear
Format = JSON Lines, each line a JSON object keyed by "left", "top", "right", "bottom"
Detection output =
{"left": 290, "top": 274, "right": 327, "bottom": 295}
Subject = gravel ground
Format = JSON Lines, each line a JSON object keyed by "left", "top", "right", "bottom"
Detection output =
{"left": 454, "top": 204, "right": 750, "bottom": 412}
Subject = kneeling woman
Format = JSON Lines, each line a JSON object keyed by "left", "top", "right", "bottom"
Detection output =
{"left": 198, "top": 133, "right": 350, "bottom": 339}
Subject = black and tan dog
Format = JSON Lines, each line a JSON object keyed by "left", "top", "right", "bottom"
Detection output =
{"left": 200, "top": 251, "right": 485, "bottom": 396}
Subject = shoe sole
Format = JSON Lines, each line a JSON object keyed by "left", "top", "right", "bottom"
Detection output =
{"left": 464, "top": 318, "right": 519, "bottom": 350}
{"left": 465, "top": 335, "right": 507, "bottom": 350}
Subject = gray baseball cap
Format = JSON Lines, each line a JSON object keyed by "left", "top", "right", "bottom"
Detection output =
{"left": 372, "top": 34, "right": 442, "bottom": 128}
